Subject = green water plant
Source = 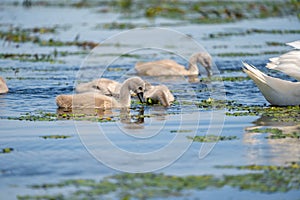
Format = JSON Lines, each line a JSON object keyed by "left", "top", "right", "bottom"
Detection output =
{"left": 1, "top": 148, "right": 14, "bottom": 154}
{"left": 247, "top": 128, "right": 300, "bottom": 139}
{"left": 18, "top": 162, "right": 300, "bottom": 199}
{"left": 8, "top": 111, "right": 57, "bottom": 121}
{"left": 187, "top": 135, "right": 238, "bottom": 142}
{"left": 40, "top": 135, "right": 71, "bottom": 139}
{"left": 170, "top": 129, "right": 192, "bottom": 133}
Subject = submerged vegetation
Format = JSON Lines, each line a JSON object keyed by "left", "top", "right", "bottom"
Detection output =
{"left": 40, "top": 135, "right": 71, "bottom": 139}
{"left": 7, "top": 100, "right": 300, "bottom": 125}
{"left": 247, "top": 128, "right": 300, "bottom": 139}
{"left": 0, "top": 28, "right": 98, "bottom": 49}
{"left": 18, "top": 162, "right": 300, "bottom": 199}
{"left": 7, "top": 110, "right": 117, "bottom": 123}
{"left": 187, "top": 135, "right": 238, "bottom": 142}
{"left": 197, "top": 98, "right": 300, "bottom": 123}
{"left": 1, "top": 148, "right": 14, "bottom": 154}
{"left": 207, "top": 29, "right": 300, "bottom": 39}
{"left": 9, "top": 0, "right": 299, "bottom": 24}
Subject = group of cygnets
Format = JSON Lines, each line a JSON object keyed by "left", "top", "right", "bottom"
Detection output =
{"left": 56, "top": 52, "right": 212, "bottom": 109}
{"left": 1, "top": 41, "right": 299, "bottom": 108}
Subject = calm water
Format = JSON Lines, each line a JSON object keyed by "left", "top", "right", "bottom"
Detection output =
{"left": 0, "top": 3, "right": 299, "bottom": 200}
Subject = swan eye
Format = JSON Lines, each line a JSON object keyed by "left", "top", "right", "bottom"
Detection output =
{"left": 138, "top": 87, "right": 143, "bottom": 91}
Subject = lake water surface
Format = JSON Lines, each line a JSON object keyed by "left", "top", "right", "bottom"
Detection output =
{"left": 0, "top": 2, "right": 299, "bottom": 199}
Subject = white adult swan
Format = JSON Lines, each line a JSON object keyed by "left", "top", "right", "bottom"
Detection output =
{"left": 242, "top": 62, "right": 300, "bottom": 106}
{"left": 56, "top": 77, "right": 145, "bottom": 109}
{"left": 135, "top": 52, "right": 213, "bottom": 77}
{"left": 0, "top": 77, "right": 8, "bottom": 94}
{"left": 266, "top": 40, "right": 300, "bottom": 81}
{"left": 76, "top": 78, "right": 121, "bottom": 96}
{"left": 144, "top": 84, "right": 175, "bottom": 107}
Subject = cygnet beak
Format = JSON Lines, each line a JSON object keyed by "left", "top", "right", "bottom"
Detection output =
{"left": 137, "top": 92, "right": 145, "bottom": 103}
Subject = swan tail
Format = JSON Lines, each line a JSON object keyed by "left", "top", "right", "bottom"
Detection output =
{"left": 56, "top": 95, "right": 72, "bottom": 108}
{"left": 135, "top": 61, "right": 145, "bottom": 67}
{"left": 157, "top": 90, "right": 170, "bottom": 107}
{"left": 286, "top": 40, "right": 300, "bottom": 49}
{"left": 265, "top": 62, "right": 277, "bottom": 70}
{"left": 242, "top": 62, "right": 267, "bottom": 84}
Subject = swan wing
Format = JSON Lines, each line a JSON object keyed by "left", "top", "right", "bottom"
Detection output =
{"left": 0, "top": 77, "right": 8, "bottom": 94}
{"left": 56, "top": 93, "right": 118, "bottom": 109}
{"left": 243, "top": 62, "right": 300, "bottom": 106}
{"left": 135, "top": 59, "right": 187, "bottom": 76}
{"left": 95, "top": 78, "right": 121, "bottom": 96}
{"left": 287, "top": 40, "right": 300, "bottom": 49}
{"left": 144, "top": 85, "right": 174, "bottom": 106}
{"left": 266, "top": 50, "right": 300, "bottom": 81}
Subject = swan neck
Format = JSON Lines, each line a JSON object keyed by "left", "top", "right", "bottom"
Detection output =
{"left": 119, "top": 81, "right": 131, "bottom": 107}
{"left": 188, "top": 56, "right": 199, "bottom": 74}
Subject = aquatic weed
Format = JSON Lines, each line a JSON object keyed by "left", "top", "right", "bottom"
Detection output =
{"left": 40, "top": 135, "right": 71, "bottom": 139}
{"left": 1, "top": 147, "right": 14, "bottom": 154}
{"left": 187, "top": 135, "right": 238, "bottom": 142}
{"left": 19, "top": 162, "right": 300, "bottom": 199}
{"left": 247, "top": 128, "right": 300, "bottom": 139}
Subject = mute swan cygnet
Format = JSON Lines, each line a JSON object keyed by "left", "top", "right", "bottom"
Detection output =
{"left": 135, "top": 52, "right": 213, "bottom": 77}
{"left": 56, "top": 77, "right": 145, "bottom": 109}
{"left": 76, "top": 78, "right": 121, "bottom": 96}
{"left": 266, "top": 40, "right": 300, "bottom": 81}
{"left": 144, "top": 84, "right": 175, "bottom": 107}
{"left": 242, "top": 62, "right": 300, "bottom": 106}
{"left": 76, "top": 78, "right": 175, "bottom": 107}
{"left": 0, "top": 77, "right": 8, "bottom": 94}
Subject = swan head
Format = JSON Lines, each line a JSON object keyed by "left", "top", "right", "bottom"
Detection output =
{"left": 190, "top": 52, "right": 213, "bottom": 77}
{"left": 126, "top": 77, "right": 146, "bottom": 103}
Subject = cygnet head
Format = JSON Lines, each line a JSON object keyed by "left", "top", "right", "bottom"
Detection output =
{"left": 190, "top": 52, "right": 213, "bottom": 77}
{"left": 124, "top": 77, "right": 146, "bottom": 103}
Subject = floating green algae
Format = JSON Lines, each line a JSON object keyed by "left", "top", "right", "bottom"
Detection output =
{"left": 207, "top": 28, "right": 300, "bottom": 39}
{"left": 200, "top": 76, "right": 250, "bottom": 82}
{"left": 40, "top": 135, "right": 71, "bottom": 139}
{"left": 170, "top": 129, "right": 193, "bottom": 133}
{"left": 2, "top": 1, "right": 299, "bottom": 28}
{"left": 226, "top": 105, "right": 300, "bottom": 123}
{"left": 7, "top": 110, "right": 119, "bottom": 123}
{"left": 0, "top": 53, "right": 56, "bottom": 63}
{"left": 197, "top": 98, "right": 300, "bottom": 123}
{"left": 247, "top": 128, "right": 300, "bottom": 139}
{"left": 0, "top": 50, "right": 88, "bottom": 63}
{"left": 216, "top": 51, "right": 286, "bottom": 57}
{"left": 0, "top": 27, "right": 98, "bottom": 49}
{"left": 102, "top": 22, "right": 137, "bottom": 30}
{"left": 142, "top": 1, "right": 298, "bottom": 23}
{"left": 16, "top": 99, "right": 296, "bottom": 125}
{"left": 8, "top": 111, "right": 57, "bottom": 121}
{"left": 18, "top": 162, "right": 300, "bottom": 199}
{"left": 187, "top": 135, "right": 238, "bottom": 142}
{"left": 1, "top": 148, "right": 14, "bottom": 154}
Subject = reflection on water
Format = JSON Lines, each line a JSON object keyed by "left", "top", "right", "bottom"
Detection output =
{"left": 57, "top": 107, "right": 114, "bottom": 117}
{"left": 244, "top": 115, "right": 300, "bottom": 165}
{"left": 119, "top": 107, "right": 145, "bottom": 130}
{"left": 253, "top": 114, "right": 298, "bottom": 127}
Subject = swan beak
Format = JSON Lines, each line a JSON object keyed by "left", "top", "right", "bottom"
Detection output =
{"left": 137, "top": 92, "right": 145, "bottom": 103}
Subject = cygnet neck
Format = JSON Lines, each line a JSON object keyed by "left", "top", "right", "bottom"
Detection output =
{"left": 119, "top": 79, "right": 132, "bottom": 107}
{"left": 188, "top": 54, "right": 200, "bottom": 75}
